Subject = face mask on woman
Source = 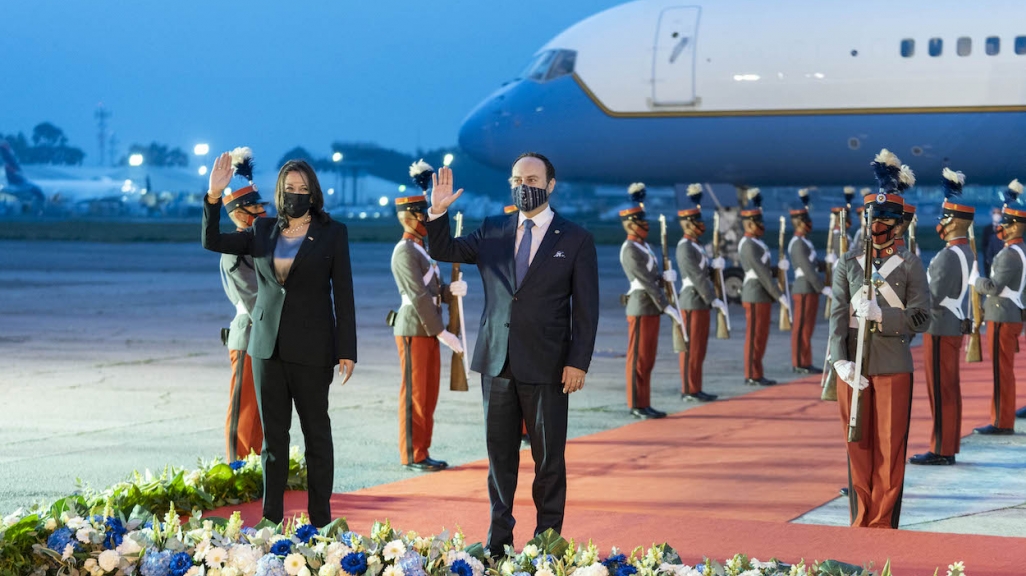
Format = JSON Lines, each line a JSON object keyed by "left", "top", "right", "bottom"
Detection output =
{"left": 282, "top": 193, "right": 312, "bottom": 218}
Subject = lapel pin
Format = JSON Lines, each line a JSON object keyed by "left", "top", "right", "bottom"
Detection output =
{"left": 555, "top": 229, "right": 561, "bottom": 234}
{"left": 308, "top": 236, "right": 314, "bottom": 241}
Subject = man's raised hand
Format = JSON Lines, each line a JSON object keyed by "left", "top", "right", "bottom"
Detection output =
{"left": 429, "top": 167, "right": 464, "bottom": 215}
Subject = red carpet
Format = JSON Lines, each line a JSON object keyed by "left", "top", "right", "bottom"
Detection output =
{"left": 214, "top": 341, "right": 1026, "bottom": 575}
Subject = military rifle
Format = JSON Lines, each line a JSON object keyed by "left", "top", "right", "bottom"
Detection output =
{"left": 966, "top": 225, "right": 983, "bottom": 363}
{"left": 848, "top": 206, "right": 874, "bottom": 442}
{"left": 712, "top": 212, "right": 730, "bottom": 339}
{"left": 447, "top": 212, "right": 471, "bottom": 389}
{"left": 778, "top": 216, "right": 793, "bottom": 331}
{"left": 659, "top": 214, "right": 688, "bottom": 345}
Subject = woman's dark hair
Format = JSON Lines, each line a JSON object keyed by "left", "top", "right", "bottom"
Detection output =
{"left": 275, "top": 159, "right": 330, "bottom": 224}
{"left": 512, "top": 152, "right": 556, "bottom": 182}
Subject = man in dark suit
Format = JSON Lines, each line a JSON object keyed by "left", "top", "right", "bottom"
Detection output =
{"left": 424, "top": 153, "right": 599, "bottom": 557}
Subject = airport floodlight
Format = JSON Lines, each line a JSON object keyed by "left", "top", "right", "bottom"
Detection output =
{"left": 378, "top": 196, "right": 389, "bottom": 207}
{"left": 194, "top": 143, "right": 210, "bottom": 156}
{"left": 359, "top": 211, "right": 367, "bottom": 219}
{"left": 443, "top": 153, "right": 454, "bottom": 167}
{"left": 332, "top": 152, "right": 343, "bottom": 162}
{"left": 398, "top": 184, "right": 407, "bottom": 193}
{"left": 198, "top": 166, "right": 208, "bottom": 176}
{"left": 327, "top": 188, "right": 335, "bottom": 196}
{"left": 122, "top": 179, "right": 133, "bottom": 192}
{"left": 128, "top": 154, "right": 144, "bottom": 166}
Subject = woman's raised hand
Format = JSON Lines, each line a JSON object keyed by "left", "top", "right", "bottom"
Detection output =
{"left": 207, "top": 152, "right": 235, "bottom": 197}
{"left": 429, "top": 167, "right": 464, "bottom": 215}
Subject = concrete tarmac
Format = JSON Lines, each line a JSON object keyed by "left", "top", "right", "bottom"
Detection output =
{"left": 0, "top": 240, "right": 1023, "bottom": 537}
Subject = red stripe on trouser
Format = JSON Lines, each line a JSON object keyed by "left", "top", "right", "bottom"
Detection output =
{"left": 743, "top": 302, "right": 771, "bottom": 380}
{"left": 226, "top": 349, "right": 263, "bottom": 460}
{"left": 396, "top": 336, "right": 441, "bottom": 465}
{"left": 790, "top": 293, "right": 819, "bottom": 368}
{"left": 626, "top": 315, "right": 660, "bottom": 408}
{"left": 923, "top": 334, "right": 963, "bottom": 456}
{"left": 679, "top": 309, "right": 710, "bottom": 394}
{"left": 837, "top": 372, "right": 913, "bottom": 529}
{"left": 987, "top": 321, "right": 1021, "bottom": 429}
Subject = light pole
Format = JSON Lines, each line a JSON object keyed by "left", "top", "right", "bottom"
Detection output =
{"left": 194, "top": 143, "right": 210, "bottom": 186}
{"left": 332, "top": 151, "right": 344, "bottom": 206}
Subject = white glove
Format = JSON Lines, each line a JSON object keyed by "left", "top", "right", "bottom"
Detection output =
{"left": 712, "top": 298, "right": 728, "bottom": 314}
{"left": 662, "top": 269, "right": 678, "bottom": 283}
{"left": 855, "top": 298, "right": 882, "bottom": 323}
{"left": 821, "top": 286, "right": 833, "bottom": 298}
{"left": 711, "top": 257, "right": 726, "bottom": 270}
{"left": 968, "top": 263, "right": 980, "bottom": 288}
{"left": 777, "top": 259, "right": 790, "bottom": 272}
{"left": 663, "top": 305, "right": 683, "bottom": 327}
{"left": 825, "top": 253, "right": 838, "bottom": 265}
{"left": 833, "top": 360, "right": 869, "bottom": 391}
{"left": 778, "top": 295, "right": 791, "bottom": 310}
{"left": 449, "top": 279, "right": 468, "bottom": 297}
{"left": 915, "top": 246, "right": 922, "bottom": 257}
{"left": 437, "top": 330, "right": 464, "bottom": 354}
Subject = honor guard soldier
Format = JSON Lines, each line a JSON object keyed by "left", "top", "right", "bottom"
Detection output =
{"left": 910, "top": 168, "right": 975, "bottom": 465}
{"left": 390, "top": 160, "right": 468, "bottom": 471}
{"left": 829, "top": 149, "right": 931, "bottom": 529}
{"left": 619, "top": 183, "right": 683, "bottom": 418}
{"left": 219, "top": 147, "right": 267, "bottom": 461}
{"left": 739, "top": 188, "right": 791, "bottom": 386}
{"left": 969, "top": 179, "right": 1026, "bottom": 434}
{"left": 789, "top": 189, "right": 831, "bottom": 374}
{"left": 675, "top": 184, "right": 726, "bottom": 401}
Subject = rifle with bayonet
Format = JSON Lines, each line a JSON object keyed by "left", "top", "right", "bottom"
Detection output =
{"left": 908, "top": 213, "right": 918, "bottom": 255}
{"left": 778, "top": 216, "right": 793, "bottom": 331}
{"left": 447, "top": 212, "right": 471, "bottom": 389}
{"left": 660, "top": 214, "right": 688, "bottom": 346}
{"left": 712, "top": 212, "right": 730, "bottom": 339}
{"left": 823, "top": 213, "right": 836, "bottom": 320}
{"left": 966, "top": 225, "right": 983, "bottom": 363}
{"left": 848, "top": 206, "right": 874, "bottom": 442}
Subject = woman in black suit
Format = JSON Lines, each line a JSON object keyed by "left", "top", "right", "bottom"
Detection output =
{"left": 202, "top": 153, "right": 356, "bottom": 527}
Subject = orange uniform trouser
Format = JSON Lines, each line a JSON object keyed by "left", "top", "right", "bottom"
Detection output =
{"left": 679, "top": 309, "right": 710, "bottom": 394}
{"left": 626, "top": 315, "right": 660, "bottom": 408}
{"left": 226, "top": 349, "right": 263, "bottom": 461}
{"left": 923, "top": 334, "right": 963, "bottom": 456}
{"left": 837, "top": 372, "right": 913, "bottom": 529}
{"left": 791, "top": 293, "right": 819, "bottom": 368}
{"left": 988, "top": 321, "right": 1021, "bottom": 429}
{"left": 743, "top": 302, "right": 771, "bottom": 380}
{"left": 396, "top": 336, "right": 441, "bottom": 465}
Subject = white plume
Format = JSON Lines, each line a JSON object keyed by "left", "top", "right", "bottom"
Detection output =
{"left": 942, "top": 167, "right": 965, "bottom": 185}
{"left": 746, "top": 188, "right": 761, "bottom": 200}
{"left": 899, "top": 165, "right": 916, "bottom": 187}
{"left": 874, "top": 148, "right": 901, "bottom": 167}
{"left": 686, "top": 183, "right": 702, "bottom": 196}
{"left": 409, "top": 159, "right": 434, "bottom": 177}
{"left": 798, "top": 188, "right": 810, "bottom": 198}
{"left": 860, "top": 187, "right": 873, "bottom": 196}
{"left": 1010, "top": 179, "right": 1024, "bottom": 194}
{"left": 229, "top": 147, "right": 252, "bottom": 167}
{"left": 628, "top": 182, "right": 646, "bottom": 194}
{"left": 843, "top": 186, "right": 855, "bottom": 195}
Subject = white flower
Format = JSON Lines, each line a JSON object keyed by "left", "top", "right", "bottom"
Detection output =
{"left": 209, "top": 569, "right": 224, "bottom": 576}
{"left": 284, "top": 553, "right": 308, "bottom": 576}
{"left": 84, "top": 558, "right": 98, "bottom": 571}
{"left": 117, "top": 535, "right": 143, "bottom": 556}
{"left": 77, "top": 527, "right": 94, "bottom": 543}
{"left": 229, "top": 545, "right": 262, "bottom": 572}
{"left": 67, "top": 516, "right": 87, "bottom": 530}
{"left": 62, "top": 543, "right": 75, "bottom": 560}
{"left": 383, "top": 566, "right": 405, "bottom": 576}
{"left": 186, "top": 567, "right": 205, "bottom": 576}
{"left": 2, "top": 509, "right": 22, "bottom": 526}
{"left": 184, "top": 470, "right": 203, "bottom": 487}
{"left": 537, "top": 569, "right": 555, "bottom": 576}
{"left": 521, "top": 544, "right": 539, "bottom": 558}
{"left": 739, "top": 570, "right": 761, "bottom": 576}
{"left": 319, "top": 564, "right": 340, "bottom": 576}
{"left": 366, "top": 554, "right": 383, "bottom": 576}
{"left": 206, "top": 546, "right": 228, "bottom": 568}
{"left": 383, "top": 540, "right": 406, "bottom": 561}
{"left": 45, "top": 518, "right": 58, "bottom": 531}
{"left": 947, "top": 561, "right": 966, "bottom": 576}
{"left": 324, "top": 542, "right": 351, "bottom": 566}
{"left": 298, "top": 568, "right": 312, "bottom": 576}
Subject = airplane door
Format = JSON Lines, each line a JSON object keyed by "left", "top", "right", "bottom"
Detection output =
{"left": 652, "top": 6, "right": 700, "bottom": 106}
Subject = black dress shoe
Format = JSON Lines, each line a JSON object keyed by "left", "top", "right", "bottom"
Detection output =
{"left": 405, "top": 458, "right": 446, "bottom": 472}
{"left": 839, "top": 487, "right": 849, "bottom": 497}
{"left": 630, "top": 407, "right": 665, "bottom": 419}
{"left": 745, "top": 377, "right": 777, "bottom": 386}
{"left": 645, "top": 407, "right": 667, "bottom": 418}
{"left": 974, "top": 424, "right": 1015, "bottom": 435}
{"left": 521, "top": 434, "right": 531, "bottom": 447}
{"left": 1017, "top": 406, "right": 1026, "bottom": 419}
{"left": 683, "top": 391, "right": 719, "bottom": 402}
{"left": 793, "top": 365, "right": 822, "bottom": 374}
{"left": 909, "top": 451, "right": 955, "bottom": 465}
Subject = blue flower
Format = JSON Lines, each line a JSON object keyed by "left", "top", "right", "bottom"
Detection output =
{"left": 46, "top": 527, "right": 78, "bottom": 554}
{"left": 242, "top": 527, "right": 258, "bottom": 536}
{"left": 616, "top": 566, "right": 638, "bottom": 576}
{"left": 140, "top": 549, "right": 172, "bottom": 576}
{"left": 103, "top": 516, "right": 127, "bottom": 550}
{"left": 339, "top": 531, "right": 358, "bottom": 547}
{"left": 169, "top": 552, "right": 194, "bottom": 576}
{"left": 602, "top": 555, "right": 627, "bottom": 567}
{"left": 257, "top": 554, "right": 288, "bottom": 576}
{"left": 450, "top": 559, "right": 474, "bottom": 576}
{"left": 398, "top": 551, "right": 428, "bottom": 576}
{"left": 513, "top": 572, "right": 532, "bottom": 576}
{"left": 533, "top": 555, "right": 556, "bottom": 567}
{"left": 295, "top": 523, "right": 318, "bottom": 544}
{"left": 229, "top": 460, "right": 246, "bottom": 471}
{"left": 270, "top": 539, "right": 293, "bottom": 556}
{"left": 340, "top": 551, "right": 369, "bottom": 575}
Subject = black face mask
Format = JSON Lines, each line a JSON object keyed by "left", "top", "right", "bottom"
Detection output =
{"left": 282, "top": 193, "right": 312, "bottom": 219}
{"left": 511, "top": 184, "right": 549, "bottom": 212}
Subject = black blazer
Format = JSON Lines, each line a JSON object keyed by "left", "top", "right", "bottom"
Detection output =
{"left": 202, "top": 201, "right": 357, "bottom": 367}
{"left": 426, "top": 210, "right": 599, "bottom": 384}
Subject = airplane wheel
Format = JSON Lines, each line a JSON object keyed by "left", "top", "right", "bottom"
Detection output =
{"left": 723, "top": 267, "right": 744, "bottom": 305}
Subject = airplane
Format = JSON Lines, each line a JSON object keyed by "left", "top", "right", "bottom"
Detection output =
{"left": 458, "top": 0, "right": 1026, "bottom": 188}
{"left": 0, "top": 141, "right": 45, "bottom": 215}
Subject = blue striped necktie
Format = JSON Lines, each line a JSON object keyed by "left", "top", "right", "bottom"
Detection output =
{"left": 515, "top": 219, "right": 534, "bottom": 288}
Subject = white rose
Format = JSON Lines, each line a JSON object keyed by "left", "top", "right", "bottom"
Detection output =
{"left": 77, "top": 527, "right": 93, "bottom": 543}
{"left": 298, "top": 568, "right": 312, "bottom": 576}
{"left": 117, "top": 536, "right": 143, "bottom": 556}
{"left": 319, "top": 564, "right": 340, "bottom": 576}
{"left": 45, "top": 518, "right": 58, "bottom": 531}
{"left": 521, "top": 545, "right": 539, "bottom": 558}
{"left": 84, "top": 558, "right": 98, "bottom": 570}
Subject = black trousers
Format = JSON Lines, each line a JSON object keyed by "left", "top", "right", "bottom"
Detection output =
{"left": 482, "top": 369, "right": 568, "bottom": 554}
{"left": 252, "top": 351, "right": 334, "bottom": 527}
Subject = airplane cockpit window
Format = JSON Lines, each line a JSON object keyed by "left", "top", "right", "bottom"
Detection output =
{"left": 986, "top": 37, "right": 1000, "bottom": 55}
{"left": 929, "top": 38, "right": 943, "bottom": 57}
{"left": 1016, "top": 36, "right": 1026, "bottom": 55}
{"left": 900, "top": 39, "right": 915, "bottom": 58}
{"left": 520, "top": 49, "right": 578, "bottom": 82}
{"left": 957, "top": 37, "right": 972, "bottom": 57}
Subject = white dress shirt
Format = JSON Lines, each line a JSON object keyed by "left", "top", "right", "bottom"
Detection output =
{"left": 516, "top": 205, "right": 554, "bottom": 266}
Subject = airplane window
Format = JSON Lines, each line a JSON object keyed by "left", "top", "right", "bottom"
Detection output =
{"left": 521, "top": 51, "right": 557, "bottom": 81}
{"left": 545, "top": 50, "right": 577, "bottom": 81}
{"left": 929, "top": 38, "right": 943, "bottom": 57}
{"left": 1016, "top": 36, "right": 1026, "bottom": 55}
{"left": 900, "top": 39, "right": 915, "bottom": 58}
{"left": 986, "top": 37, "right": 1000, "bottom": 55}
{"left": 957, "top": 37, "right": 972, "bottom": 56}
